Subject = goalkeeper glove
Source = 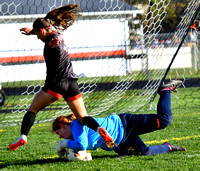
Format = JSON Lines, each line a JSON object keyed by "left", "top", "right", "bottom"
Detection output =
{"left": 57, "top": 139, "right": 69, "bottom": 157}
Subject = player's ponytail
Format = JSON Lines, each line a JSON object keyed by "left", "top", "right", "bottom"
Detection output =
{"left": 32, "top": 4, "right": 80, "bottom": 32}
{"left": 44, "top": 4, "right": 81, "bottom": 31}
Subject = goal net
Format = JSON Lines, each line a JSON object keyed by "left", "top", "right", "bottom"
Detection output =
{"left": 0, "top": 0, "right": 199, "bottom": 126}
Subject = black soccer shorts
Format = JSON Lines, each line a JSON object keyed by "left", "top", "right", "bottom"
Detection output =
{"left": 42, "top": 78, "right": 81, "bottom": 101}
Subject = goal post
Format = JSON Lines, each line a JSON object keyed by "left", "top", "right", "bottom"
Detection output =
{"left": 0, "top": 0, "right": 199, "bottom": 126}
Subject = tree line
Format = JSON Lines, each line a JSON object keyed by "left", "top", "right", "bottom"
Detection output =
{"left": 126, "top": 0, "right": 197, "bottom": 33}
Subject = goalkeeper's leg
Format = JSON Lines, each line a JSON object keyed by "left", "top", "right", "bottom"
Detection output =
{"left": 118, "top": 80, "right": 181, "bottom": 137}
{"left": 135, "top": 80, "right": 182, "bottom": 134}
{"left": 145, "top": 142, "right": 186, "bottom": 155}
{"left": 7, "top": 90, "right": 57, "bottom": 151}
{"left": 115, "top": 136, "right": 172, "bottom": 156}
{"left": 115, "top": 137, "right": 186, "bottom": 156}
{"left": 156, "top": 80, "right": 183, "bottom": 129}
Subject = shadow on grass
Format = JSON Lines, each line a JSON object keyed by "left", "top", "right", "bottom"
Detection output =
{"left": 0, "top": 154, "right": 121, "bottom": 169}
{"left": 93, "top": 154, "right": 121, "bottom": 159}
{"left": 0, "top": 158, "right": 67, "bottom": 169}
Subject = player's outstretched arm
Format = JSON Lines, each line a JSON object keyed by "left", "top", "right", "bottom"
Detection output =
{"left": 20, "top": 27, "right": 33, "bottom": 35}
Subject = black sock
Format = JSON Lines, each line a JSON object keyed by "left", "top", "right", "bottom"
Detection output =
{"left": 21, "top": 111, "right": 36, "bottom": 136}
{"left": 82, "top": 116, "right": 100, "bottom": 132}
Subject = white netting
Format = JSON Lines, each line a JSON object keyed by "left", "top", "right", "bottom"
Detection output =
{"left": 0, "top": 0, "right": 199, "bottom": 126}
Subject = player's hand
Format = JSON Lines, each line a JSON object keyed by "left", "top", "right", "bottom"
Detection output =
{"left": 57, "top": 139, "right": 69, "bottom": 157}
{"left": 48, "top": 38, "right": 59, "bottom": 48}
{"left": 57, "top": 148, "right": 66, "bottom": 157}
{"left": 20, "top": 28, "right": 32, "bottom": 35}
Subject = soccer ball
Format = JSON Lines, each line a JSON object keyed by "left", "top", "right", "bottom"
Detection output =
{"left": 66, "top": 148, "right": 92, "bottom": 162}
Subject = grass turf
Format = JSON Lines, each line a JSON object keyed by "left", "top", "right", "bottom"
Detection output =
{"left": 0, "top": 88, "right": 200, "bottom": 170}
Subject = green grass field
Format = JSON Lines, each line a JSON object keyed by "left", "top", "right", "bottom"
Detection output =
{"left": 0, "top": 88, "right": 200, "bottom": 170}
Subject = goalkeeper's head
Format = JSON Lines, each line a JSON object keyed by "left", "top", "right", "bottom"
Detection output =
{"left": 52, "top": 113, "right": 76, "bottom": 139}
{"left": 52, "top": 113, "right": 76, "bottom": 133}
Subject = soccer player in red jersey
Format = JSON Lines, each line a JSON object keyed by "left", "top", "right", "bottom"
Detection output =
{"left": 8, "top": 4, "right": 114, "bottom": 151}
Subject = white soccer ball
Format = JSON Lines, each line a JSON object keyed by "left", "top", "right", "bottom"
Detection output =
{"left": 66, "top": 148, "right": 92, "bottom": 162}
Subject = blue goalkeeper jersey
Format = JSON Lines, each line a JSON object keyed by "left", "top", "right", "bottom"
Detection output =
{"left": 67, "top": 114, "right": 124, "bottom": 152}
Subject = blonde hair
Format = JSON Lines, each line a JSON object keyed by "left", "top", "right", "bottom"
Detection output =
{"left": 33, "top": 4, "right": 81, "bottom": 31}
{"left": 52, "top": 113, "right": 76, "bottom": 132}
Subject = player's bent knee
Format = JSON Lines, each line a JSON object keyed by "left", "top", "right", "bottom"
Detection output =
{"left": 158, "top": 117, "right": 172, "bottom": 129}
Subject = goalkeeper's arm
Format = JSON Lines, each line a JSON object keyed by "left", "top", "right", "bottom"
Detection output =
{"left": 57, "top": 139, "right": 69, "bottom": 157}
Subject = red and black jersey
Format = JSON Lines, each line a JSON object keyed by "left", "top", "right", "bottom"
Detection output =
{"left": 44, "top": 31, "right": 78, "bottom": 82}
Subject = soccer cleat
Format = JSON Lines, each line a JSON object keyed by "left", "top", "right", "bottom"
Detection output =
{"left": 7, "top": 135, "right": 27, "bottom": 151}
{"left": 163, "top": 142, "right": 187, "bottom": 152}
{"left": 159, "top": 80, "right": 183, "bottom": 93}
{"left": 98, "top": 127, "right": 115, "bottom": 148}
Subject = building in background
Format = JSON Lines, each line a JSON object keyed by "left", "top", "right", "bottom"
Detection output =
{"left": 0, "top": 0, "right": 143, "bottom": 81}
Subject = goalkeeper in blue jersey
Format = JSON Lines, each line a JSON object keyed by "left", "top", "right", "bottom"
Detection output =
{"left": 53, "top": 80, "right": 186, "bottom": 157}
